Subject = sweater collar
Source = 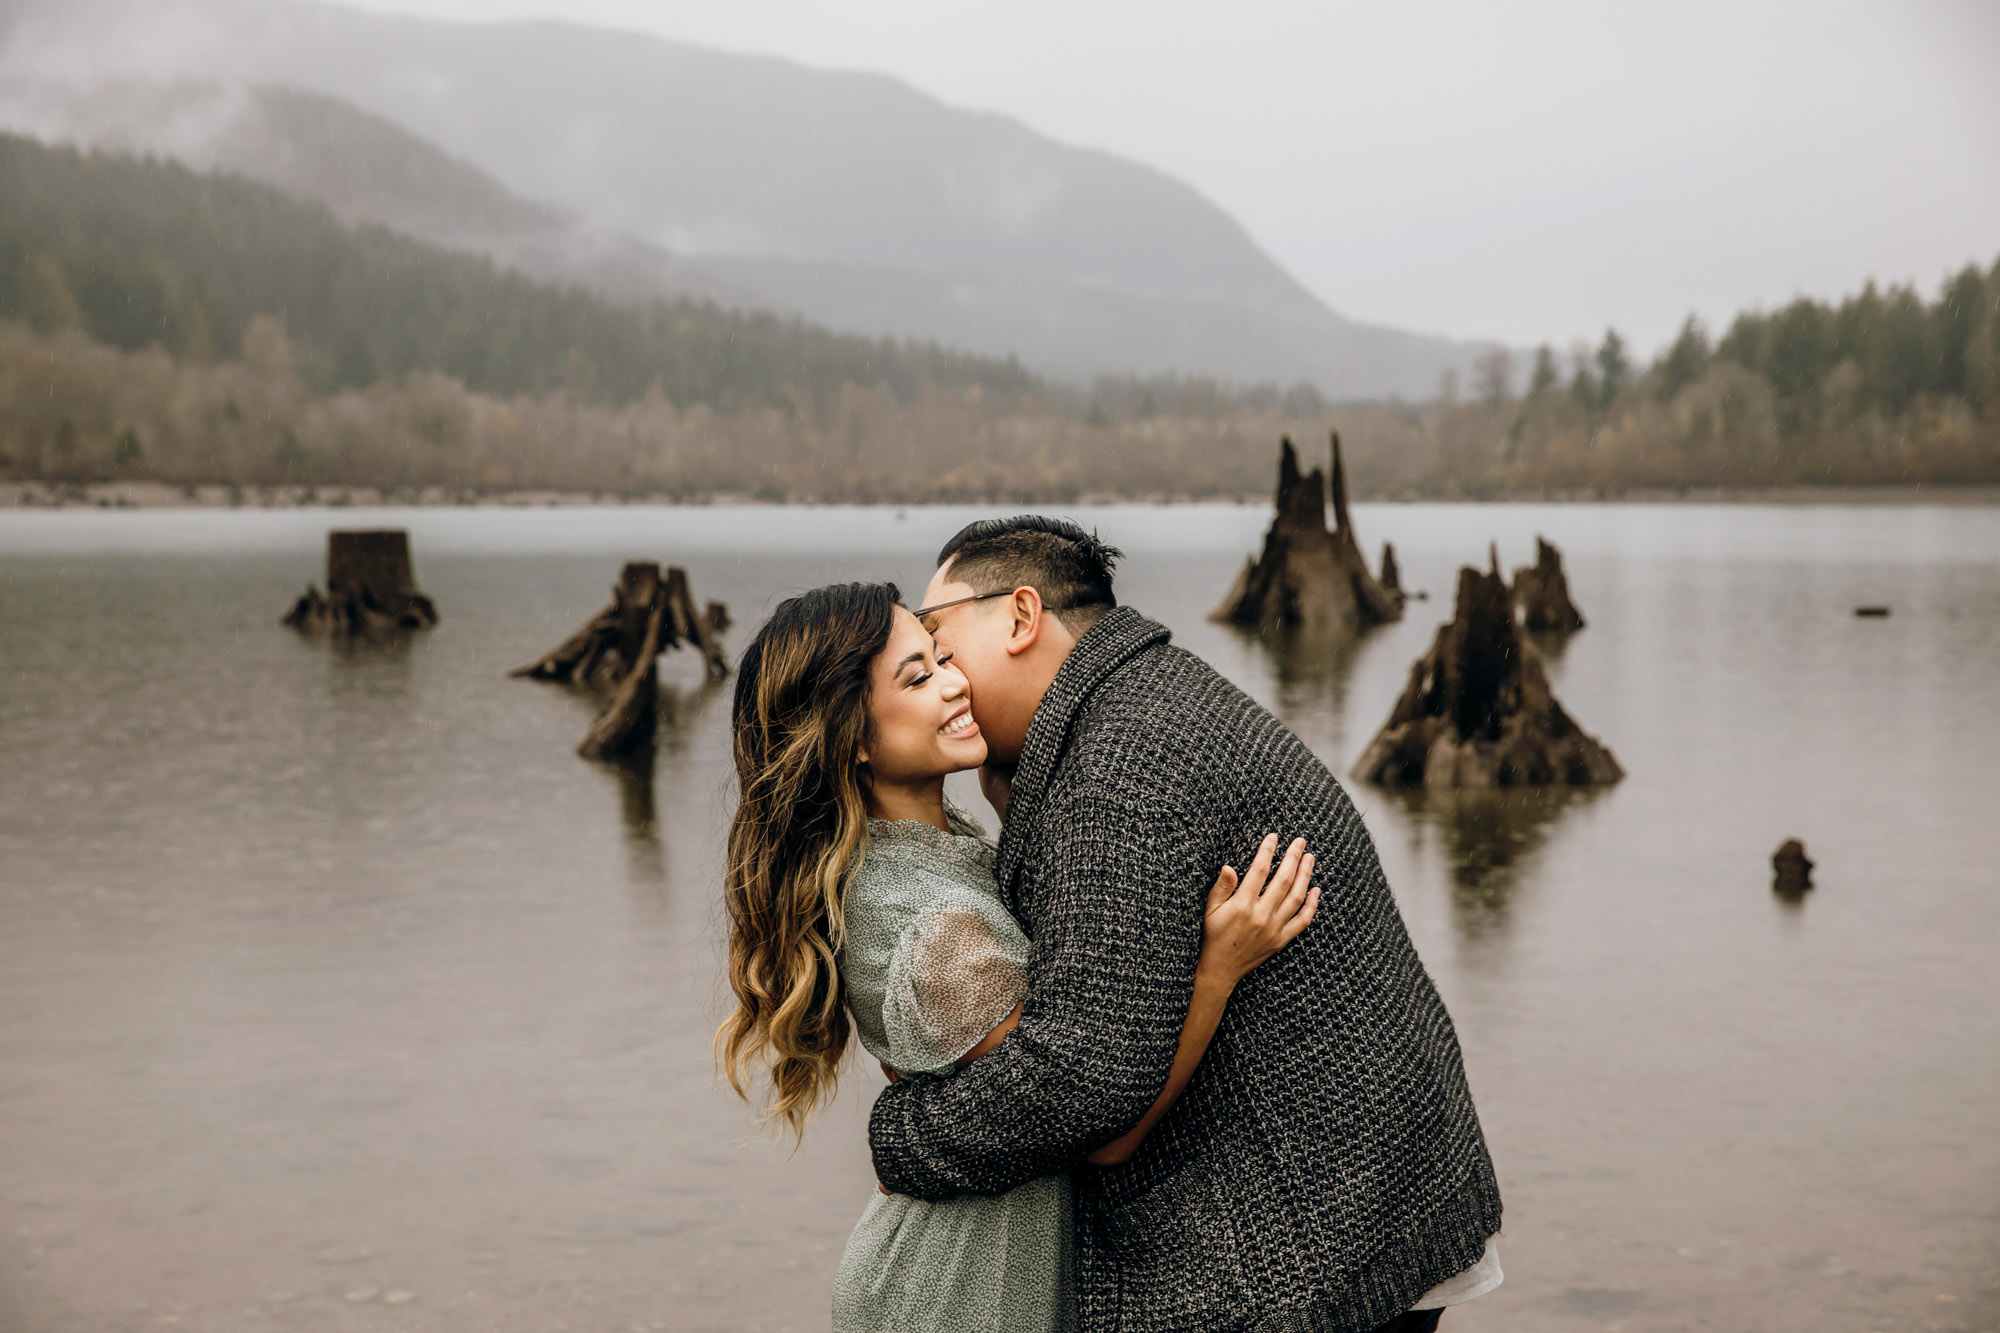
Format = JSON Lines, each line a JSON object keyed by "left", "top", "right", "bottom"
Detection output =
{"left": 994, "top": 606, "right": 1171, "bottom": 891}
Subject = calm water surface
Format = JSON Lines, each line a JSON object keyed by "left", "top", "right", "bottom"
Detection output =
{"left": 1, "top": 503, "right": 1996, "bottom": 1333}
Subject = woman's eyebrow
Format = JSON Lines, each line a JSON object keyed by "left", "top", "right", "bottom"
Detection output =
{"left": 895, "top": 650, "right": 927, "bottom": 676}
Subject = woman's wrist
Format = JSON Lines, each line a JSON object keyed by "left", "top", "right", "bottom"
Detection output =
{"left": 1193, "top": 956, "right": 1241, "bottom": 996}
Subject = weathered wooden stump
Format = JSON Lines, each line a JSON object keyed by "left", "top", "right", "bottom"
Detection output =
{"left": 1511, "top": 536, "right": 1586, "bottom": 632}
{"left": 1212, "top": 433, "right": 1404, "bottom": 636}
{"left": 1772, "top": 838, "right": 1814, "bottom": 896}
{"left": 282, "top": 529, "right": 438, "bottom": 633}
{"left": 1352, "top": 547, "right": 1622, "bottom": 787}
{"left": 514, "top": 561, "right": 729, "bottom": 760}
{"left": 1379, "top": 541, "right": 1402, "bottom": 598}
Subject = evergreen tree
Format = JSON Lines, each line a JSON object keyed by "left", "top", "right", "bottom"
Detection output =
{"left": 1928, "top": 264, "right": 1990, "bottom": 399}
{"left": 1869, "top": 286, "right": 1929, "bottom": 415}
{"left": 1763, "top": 299, "right": 1836, "bottom": 401}
{"left": 1569, "top": 344, "right": 1600, "bottom": 410}
{"left": 1594, "top": 329, "right": 1630, "bottom": 407}
{"left": 1656, "top": 315, "right": 1710, "bottom": 399}
{"left": 1528, "top": 344, "right": 1559, "bottom": 396}
{"left": 1717, "top": 313, "right": 1763, "bottom": 370}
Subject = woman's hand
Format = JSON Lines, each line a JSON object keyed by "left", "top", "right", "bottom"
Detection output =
{"left": 1197, "top": 834, "right": 1318, "bottom": 991}
{"left": 1084, "top": 835, "right": 1320, "bottom": 1168}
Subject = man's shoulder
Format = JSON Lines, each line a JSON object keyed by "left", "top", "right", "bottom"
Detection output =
{"left": 1078, "top": 640, "right": 1290, "bottom": 747}
{"left": 1055, "top": 640, "right": 1330, "bottom": 794}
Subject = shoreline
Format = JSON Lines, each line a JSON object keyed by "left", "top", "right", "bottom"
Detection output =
{"left": 7, "top": 480, "right": 2000, "bottom": 511}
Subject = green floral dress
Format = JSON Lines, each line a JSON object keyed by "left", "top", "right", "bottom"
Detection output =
{"left": 832, "top": 805, "right": 1075, "bottom": 1333}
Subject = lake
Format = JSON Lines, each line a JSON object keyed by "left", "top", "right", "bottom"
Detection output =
{"left": 1, "top": 501, "right": 1996, "bottom": 1333}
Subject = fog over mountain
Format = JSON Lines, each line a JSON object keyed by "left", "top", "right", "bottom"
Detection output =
{"left": 0, "top": 0, "right": 1501, "bottom": 397}
{"left": 0, "top": 77, "right": 742, "bottom": 309}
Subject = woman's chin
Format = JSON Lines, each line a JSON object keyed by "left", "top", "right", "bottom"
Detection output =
{"left": 943, "top": 739, "right": 990, "bottom": 772}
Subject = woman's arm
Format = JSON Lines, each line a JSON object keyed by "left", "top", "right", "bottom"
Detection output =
{"left": 929, "top": 834, "right": 1316, "bottom": 1169}
{"left": 1086, "top": 834, "right": 1316, "bottom": 1166}
{"left": 956, "top": 1002, "right": 1021, "bottom": 1066}
{"left": 869, "top": 767, "right": 1329, "bottom": 1201}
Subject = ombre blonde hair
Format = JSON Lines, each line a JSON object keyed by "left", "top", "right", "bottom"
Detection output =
{"left": 717, "top": 582, "right": 900, "bottom": 1141}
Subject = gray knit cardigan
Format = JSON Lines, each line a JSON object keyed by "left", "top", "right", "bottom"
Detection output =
{"left": 868, "top": 608, "right": 1502, "bottom": 1333}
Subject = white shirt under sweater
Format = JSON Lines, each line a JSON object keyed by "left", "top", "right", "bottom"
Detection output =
{"left": 1411, "top": 1235, "right": 1503, "bottom": 1310}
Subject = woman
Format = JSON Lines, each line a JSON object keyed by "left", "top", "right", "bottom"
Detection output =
{"left": 718, "top": 583, "right": 1319, "bottom": 1332}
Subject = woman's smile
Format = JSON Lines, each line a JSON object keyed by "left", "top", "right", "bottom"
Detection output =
{"left": 940, "top": 707, "right": 980, "bottom": 739}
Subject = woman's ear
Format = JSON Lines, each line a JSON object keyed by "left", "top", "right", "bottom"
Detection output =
{"left": 1005, "top": 587, "right": 1043, "bottom": 658}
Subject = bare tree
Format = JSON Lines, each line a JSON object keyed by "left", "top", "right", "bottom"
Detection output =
{"left": 1473, "top": 349, "right": 1514, "bottom": 405}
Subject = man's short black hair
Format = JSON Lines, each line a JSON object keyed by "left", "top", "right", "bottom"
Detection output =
{"left": 936, "top": 516, "right": 1122, "bottom": 633}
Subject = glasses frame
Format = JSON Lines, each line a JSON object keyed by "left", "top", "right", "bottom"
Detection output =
{"left": 911, "top": 589, "right": 1013, "bottom": 621}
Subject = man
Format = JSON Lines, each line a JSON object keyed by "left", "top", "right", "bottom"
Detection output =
{"left": 869, "top": 516, "right": 1502, "bottom": 1332}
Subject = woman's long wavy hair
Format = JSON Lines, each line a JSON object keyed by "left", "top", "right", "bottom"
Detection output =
{"left": 717, "top": 581, "right": 900, "bottom": 1142}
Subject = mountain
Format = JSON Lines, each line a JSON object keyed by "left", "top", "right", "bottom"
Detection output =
{"left": 0, "top": 77, "right": 740, "bottom": 310}
{"left": 0, "top": 0, "right": 1500, "bottom": 397}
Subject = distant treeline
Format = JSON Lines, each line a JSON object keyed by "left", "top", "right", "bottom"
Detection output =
{"left": 0, "top": 130, "right": 1994, "bottom": 497}
{"left": 0, "top": 133, "right": 1038, "bottom": 413}
{"left": 1495, "top": 258, "right": 2000, "bottom": 489}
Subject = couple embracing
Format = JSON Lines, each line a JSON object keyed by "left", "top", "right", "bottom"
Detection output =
{"left": 720, "top": 517, "right": 1503, "bottom": 1333}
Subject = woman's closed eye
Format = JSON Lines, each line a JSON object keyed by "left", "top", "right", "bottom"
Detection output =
{"left": 903, "top": 642, "right": 952, "bottom": 686}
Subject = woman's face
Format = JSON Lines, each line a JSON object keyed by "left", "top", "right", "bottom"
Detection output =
{"left": 862, "top": 606, "right": 987, "bottom": 784}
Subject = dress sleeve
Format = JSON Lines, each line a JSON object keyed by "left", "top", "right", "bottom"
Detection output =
{"left": 880, "top": 890, "right": 1030, "bottom": 1076}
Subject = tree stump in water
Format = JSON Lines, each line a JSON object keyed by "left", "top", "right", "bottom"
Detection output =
{"left": 1379, "top": 541, "right": 1402, "bottom": 598}
{"left": 1212, "top": 433, "right": 1404, "bottom": 635}
{"left": 514, "top": 561, "right": 729, "bottom": 759}
{"left": 282, "top": 529, "right": 438, "bottom": 633}
{"left": 1352, "top": 547, "right": 1622, "bottom": 787}
{"left": 1511, "top": 535, "right": 1586, "bottom": 632}
{"left": 1772, "top": 839, "right": 1814, "bottom": 897}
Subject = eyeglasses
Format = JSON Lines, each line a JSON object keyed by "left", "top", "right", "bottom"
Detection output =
{"left": 911, "top": 590, "right": 1012, "bottom": 621}
{"left": 914, "top": 590, "right": 1103, "bottom": 623}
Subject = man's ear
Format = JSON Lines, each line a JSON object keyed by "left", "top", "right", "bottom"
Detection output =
{"left": 1004, "top": 587, "right": 1043, "bottom": 658}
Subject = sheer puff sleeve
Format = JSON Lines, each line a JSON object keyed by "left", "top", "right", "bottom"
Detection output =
{"left": 880, "top": 889, "right": 1031, "bottom": 1076}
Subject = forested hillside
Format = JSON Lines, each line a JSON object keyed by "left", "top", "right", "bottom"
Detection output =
{"left": 2, "top": 0, "right": 1501, "bottom": 398}
{"left": 0, "top": 134, "right": 1037, "bottom": 411}
{"left": 0, "top": 131, "right": 1994, "bottom": 500}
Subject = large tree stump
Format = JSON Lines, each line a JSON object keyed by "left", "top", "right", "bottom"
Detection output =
{"left": 282, "top": 529, "right": 438, "bottom": 633}
{"left": 514, "top": 561, "right": 729, "bottom": 759}
{"left": 1352, "top": 547, "right": 1622, "bottom": 787}
{"left": 1213, "top": 433, "right": 1403, "bottom": 636}
{"left": 1511, "top": 535, "right": 1586, "bottom": 632}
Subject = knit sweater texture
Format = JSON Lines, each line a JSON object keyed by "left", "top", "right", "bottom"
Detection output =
{"left": 868, "top": 607, "right": 1503, "bottom": 1332}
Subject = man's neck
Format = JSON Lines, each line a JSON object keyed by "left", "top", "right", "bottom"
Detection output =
{"left": 991, "top": 632, "right": 1077, "bottom": 766}
{"left": 867, "top": 777, "right": 950, "bottom": 832}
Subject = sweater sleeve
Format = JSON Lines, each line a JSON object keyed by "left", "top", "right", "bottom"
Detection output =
{"left": 867, "top": 769, "right": 1209, "bottom": 1199}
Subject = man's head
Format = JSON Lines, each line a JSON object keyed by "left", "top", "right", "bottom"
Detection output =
{"left": 918, "top": 516, "right": 1122, "bottom": 766}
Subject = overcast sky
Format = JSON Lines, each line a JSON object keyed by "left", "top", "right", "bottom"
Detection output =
{"left": 340, "top": 0, "right": 1999, "bottom": 353}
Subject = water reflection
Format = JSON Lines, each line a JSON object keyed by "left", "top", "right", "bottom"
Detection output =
{"left": 605, "top": 749, "right": 664, "bottom": 881}
{"left": 1378, "top": 785, "right": 1606, "bottom": 942}
{"left": 319, "top": 628, "right": 421, "bottom": 720}
{"left": 598, "top": 680, "right": 723, "bottom": 884}
{"left": 1233, "top": 623, "right": 1384, "bottom": 753}
{"left": 653, "top": 678, "right": 723, "bottom": 760}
